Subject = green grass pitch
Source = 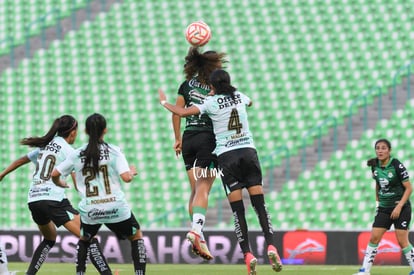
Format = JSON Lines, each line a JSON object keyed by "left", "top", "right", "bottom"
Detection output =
{"left": 7, "top": 263, "right": 409, "bottom": 275}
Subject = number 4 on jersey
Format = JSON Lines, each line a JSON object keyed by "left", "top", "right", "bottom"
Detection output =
{"left": 228, "top": 108, "right": 243, "bottom": 134}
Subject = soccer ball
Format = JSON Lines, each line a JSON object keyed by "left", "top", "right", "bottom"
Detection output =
{"left": 185, "top": 21, "right": 211, "bottom": 47}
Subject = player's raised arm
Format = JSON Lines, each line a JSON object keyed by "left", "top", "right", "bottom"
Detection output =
{"left": 158, "top": 89, "right": 200, "bottom": 117}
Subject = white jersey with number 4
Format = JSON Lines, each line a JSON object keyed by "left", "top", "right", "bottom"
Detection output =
{"left": 27, "top": 136, "right": 74, "bottom": 203}
{"left": 56, "top": 143, "right": 132, "bottom": 224}
{"left": 195, "top": 91, "right": 255, "bottom": 156}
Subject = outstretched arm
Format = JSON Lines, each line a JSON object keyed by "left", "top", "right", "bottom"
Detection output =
{"left": 159, "top": 89, "right": 200, "bottom": 117}
{"left": 0, "top": 155, "right": 31, "bottom": 181}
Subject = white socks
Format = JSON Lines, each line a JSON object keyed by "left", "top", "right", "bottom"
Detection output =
{"left": 361, "top": 242, "right": 378, "bottom": 272}
{"left": 192, "top": 213, "right": 206, "bottom": 241}
{"left": 403, "top": 244, "right": 414, "bottom": 270}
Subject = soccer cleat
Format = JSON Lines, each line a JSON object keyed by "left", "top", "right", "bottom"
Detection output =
{"left": 244, "top": 252, "right": 257, "bottom": 275}
{"left": 267, "top": 245, "right": 283, "bottom": 272}
{"left": 409, "top": 271, "right": 414, "bottom": 275}
{"left": 199, "top": 240, "right": 214, "bottom": 260}
{"left": 352, "top": 268, "right": 370, "bottom": 275}
{"left": 186, "top": 230, "right": 213, "bottom": 260}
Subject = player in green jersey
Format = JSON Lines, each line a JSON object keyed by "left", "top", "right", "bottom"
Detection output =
{"left": 159, "top": 69, "right": 282, "bottom": 275}
{"left": 172, "top": 47, "right": 227, "bottom": 260}
{"left": 354, "top": 139, "right": 414, "bottom": 275}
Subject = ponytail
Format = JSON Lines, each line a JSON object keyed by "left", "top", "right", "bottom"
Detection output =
{"left": 21, "top": 115, "right": 77, "bottom": 148}
{"left": 83, "top": 113, "right": 107, "bottom": 174}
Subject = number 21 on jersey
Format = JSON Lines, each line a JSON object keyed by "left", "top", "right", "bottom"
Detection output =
{"left": 83, "top": 165, "right": 112, "bottom": 197}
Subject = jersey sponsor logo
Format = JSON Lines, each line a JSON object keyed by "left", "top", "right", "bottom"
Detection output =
{"left": 378, "top": 178, "right": 390, "bottom": 192}
{"left": 43, "top": 141, "right": 62, "bottom": 154}
{"left": 189, "top": 89, "right": 207, "bottom": 104}
{"left": 80, "top": 148, "right": 110, "bottom": 162}
{"left": 29, "top": 186, "right": 52, "bottom": 197}
{"left": 402, "top": 170, "right": 409, "bottom": 178}
{"left": 186, "top": 120, "right": 208, "bottom": 126}
{"left": 225, "top": 136, "right": 250, "bottom": 148}
{"left": 87, "top": 208, "right": 119, "bottom": 220}
{"left": 189, "top": 79, "right": 210, "bottom": 91}
{"left": 217, "top": 94, "right": 242, "bottom": 109}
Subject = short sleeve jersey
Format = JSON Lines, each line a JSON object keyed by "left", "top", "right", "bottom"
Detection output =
{"left": 178, "top": 78, "right": 213, "bottom": 131}
{"left": 28, "top": 136, "right": 74, "bottom": 203}
{"left": 371, "top": 158, "right": 410, "bottom": 208}
{"left": 195, "top": 91, "right": 255, "bottom": 156}
{"left": 56, "top": 143, "right": 132, "bottom": 224}
{"left": 27, "top": 148, "right": 40, "bottom": 164}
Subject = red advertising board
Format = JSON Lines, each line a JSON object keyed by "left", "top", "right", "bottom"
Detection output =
{"left": 357, "top": 231, "right": 401, "bottom": 264}
{"left": 283, "top": 230, "right": 327, "bottom": 264}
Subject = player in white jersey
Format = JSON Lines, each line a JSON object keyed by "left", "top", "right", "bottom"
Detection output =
{"left": 159, "top": 69, "right": 282, "bottom": 275}
{"left": 51, "top": 113, "right": 147, "bottom": 275}
{"left": 0, "top": 115, "right": 105, "bottom": 275}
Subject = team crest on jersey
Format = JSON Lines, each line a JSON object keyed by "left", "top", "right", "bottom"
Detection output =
{"left": 388, "top": 172, "right": 393, "bottom": 178}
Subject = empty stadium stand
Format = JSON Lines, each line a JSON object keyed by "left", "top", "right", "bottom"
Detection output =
{"left": 0, "top": 0, "right": 413, "bottom": 230}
